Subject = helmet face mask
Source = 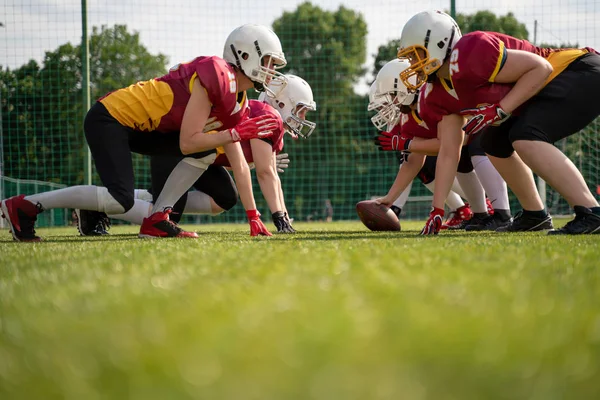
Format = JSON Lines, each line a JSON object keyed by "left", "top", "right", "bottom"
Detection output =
{"left": 260, "top": 74, "right": 317, "bottom": 139}
{"left": 368, "top": 58, "right": 416, "bottom": 130}
{"left": 224, "top": 24, "right": 287, "bottom": 95}
{"left": 397, "top": 10, "right": 461, "bottom": 91}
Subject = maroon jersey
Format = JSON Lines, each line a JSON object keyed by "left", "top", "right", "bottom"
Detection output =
{"left": 213, "top": 100, "right": 285, "bottom": 167}
{"left": 392, "top": 109, "right": 435, "bottom": 139}
{"left": 448, "top": 31, "right": 592, "bottom": 109}
{"left": 100, "top": 56, "right": 247, "bottom": 133}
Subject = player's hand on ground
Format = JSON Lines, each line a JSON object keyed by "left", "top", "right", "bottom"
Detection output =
{"left": 246, "top": 210, "right": 273, "bottom": 236}
{"left": 272, "top": 211, "right": 296, "bottom": 233}
{"left": 460, "top": 103, "right": 510, "bottom": 136}
{"left": 374, "top": 131, "right": 412, "bottom": 152}
{"left": 230, "top": 115, "right": 279, "bottom": 142}
{"left": 420, "top": 207, "right": 445, "bottom": 235}
{"left": 276, "top": 153, "right": 290, "bottom": 173}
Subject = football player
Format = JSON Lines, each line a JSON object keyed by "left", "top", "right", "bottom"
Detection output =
{"left": 371, "top": 59, "right": 505, "bottom": 230}
{"left": 78, "top": 74, "right": 316, "bottom": 234}
{"left": 1, "top": 24, "right": 284, "bottom": 241}
{"left": 398, "top": 10, "right": 600, "bottom": 235}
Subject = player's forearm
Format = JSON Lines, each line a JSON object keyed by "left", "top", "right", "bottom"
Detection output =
{"left": 180, "top": 130, "right": 232, "bottom": 155}
{"left": 433, "top": 147, "right": 460, "bottom": 210}
{"left": 231, "top": 161, "right": 257, "bottom": 211}
{"left": 385, "top": 155, "right": 424, "bottom": 201}
{"left": 407, "top": 138, "right": 441, "bottom": 156}
{"left": 275, "top": 174, "right": 288, "bottom": 214}
{"left": 499, "top": 63, "right": 552, "bottom": 113}
{"left": 256, "top": 167, "right": 283, "bottom": 213}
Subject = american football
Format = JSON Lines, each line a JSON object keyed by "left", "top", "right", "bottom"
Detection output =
{"left": 356, "top": 200, "right": 401, "bottom": 231}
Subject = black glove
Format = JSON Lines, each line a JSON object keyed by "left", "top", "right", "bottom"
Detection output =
{"left": 272, "top": 211, "right": 296, "bottom": 233}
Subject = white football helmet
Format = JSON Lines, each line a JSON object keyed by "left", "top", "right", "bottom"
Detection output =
{"left": 368, "top": 58, "right": 416, "bottom": 131}
{"left": 397, "top": 10, "right": 462, "bottom": 91}
{"left": 259, "top": 74, "right": 317, "bottom": 139}
{"left": 223, "top": 24, "right": 287, "bottom": 94}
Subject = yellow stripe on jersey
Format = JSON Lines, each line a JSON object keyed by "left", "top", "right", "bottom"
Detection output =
{"left": 545, "top": 49, "right": 589, "bottom": 84}
{"left": 489, "top": 41, "right": 506, "bottom": 82}
{"left": 216, "top": 146, "right": 225, "bottom": 155}
{"left": 100, "top": 79, "right": 173, "bottom": 131}
{"left": 411, "top": 109, "right": 423, "bottom": 125}
{"left": 188, "top": 72, "right": 197, "bottom": 93}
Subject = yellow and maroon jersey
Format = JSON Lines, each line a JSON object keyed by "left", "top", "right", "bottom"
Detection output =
{"left": 448, "top": 31, "right": 594, "bottom": 109}
{"left": 99, "top": 56, "right": 247, "bottom": 133}
{"left": 213, "top": 100, "right": 285, "bottom": 167}
{"left": 391, "top": 108, "right": 435, "bottom": 140}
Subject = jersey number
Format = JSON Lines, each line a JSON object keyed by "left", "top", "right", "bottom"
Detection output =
{"left": 449, "top": 49, "right": 459, "bottom": 76}
{"left": 228, "top": 72, "right": 236, "bottom": 94}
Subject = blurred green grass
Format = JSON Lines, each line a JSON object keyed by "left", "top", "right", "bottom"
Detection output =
{"left": 1, "top": 221, "right": 599, "bottom": 399}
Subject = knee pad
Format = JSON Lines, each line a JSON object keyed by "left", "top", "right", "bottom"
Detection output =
{"left": 467, "top": 134, "right": 486, "bottom": 156}
{"left": 193, "top": 165, "right": 238, "bottom": 211}
{"left": 481, "top": 126, "right": 515, "bottom": 158}
{"left": 182, "top": 154, "right": 217, "bottom": 169}
{"left": 213, "top": 183, "right": 238, "bottom": 211}
{"left": 97, "top": 186, "right": 130, "bottom": 214}
{"left": 417, "top": 156, "right": 437, "bottom": 184}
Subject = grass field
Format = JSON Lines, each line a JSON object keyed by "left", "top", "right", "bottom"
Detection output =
{"left": 1, "top": 220, "right": 599, "bottom": 399}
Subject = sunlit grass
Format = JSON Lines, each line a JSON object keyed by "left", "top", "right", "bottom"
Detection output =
{"left": 1, "top": 221, "right": 599, "bottom": 399}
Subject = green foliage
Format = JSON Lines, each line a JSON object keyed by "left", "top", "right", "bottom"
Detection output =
{"left": 1, "top": 24, "right": 169, "bottom": 186}
{"left": 1, "top": 221, "right": 600, "bottom": 399}
{"left": 455, "top": 11, "right": 529, "bottom": 39}
{"left": 268, "top": 2, "right": 385, "bottom": 220}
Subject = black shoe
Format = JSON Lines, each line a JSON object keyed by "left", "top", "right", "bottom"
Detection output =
{"left": 75, "top": 209, "right": 111, "bottom": 236}
{"left": 463, "top": 213, "right": 489, "bottom": 231}
{"left": 390, "top": 205, "right": 402, "bottom": 218}
{"left": 465, "top": 213, "right": 512, "bottom": 231}
{"left": 496, "top": 210, "right": 553, "bottom": 232}
{"left": 548, "top": 206, "right": 600, "bottom": 235}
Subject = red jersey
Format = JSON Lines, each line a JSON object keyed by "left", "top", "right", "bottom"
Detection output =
{"left": 100, "top": 56, "right": 247, "bottom": 133}
{"left": 392, "top": 109, "right": 435, "bottom": 139}
{"left": 448, "top": 31, "right": 592, "bottom": 109}
{"left": 213, "top": 100, "right": 285, "bottom": 167}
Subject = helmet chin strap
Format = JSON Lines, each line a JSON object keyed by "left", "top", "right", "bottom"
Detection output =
{"left": 253, "top": 80, "right": 265, "bottom": 92}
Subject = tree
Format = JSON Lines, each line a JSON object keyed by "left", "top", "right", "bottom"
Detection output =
{"left": 271, "top": 2, "right": 380, "bottom": 219}
{"left": 1, "top": 24, "right": 169, "bottom": 186}
{"left": 454, "top": 11, "right": 528, "bottom": 39}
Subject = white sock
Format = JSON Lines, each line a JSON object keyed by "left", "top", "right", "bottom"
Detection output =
{"left": 450, "top": 178, "right": 467, "bottom": 199}
{"left": 424, "top": 181, "right": 464, "bottom": 211}
{"left": 472, "top": 155, "right": 510, "bottom": 211}
{"left": 392, "top": 181, "right": 413, "bottom": 209}
{"left": 152, "top": 158, "right": 208, "bottom": 214}
{"left": 183, "top": 191, "right": 215, "bottom": 214}
{"left": 134, "top": 189, "right": 154, "bottom": 202}
{"left": 110, "top": 199, "right": 152, "bottom": 225}
{"left": 26, "top": 185, "right": 101, "bottom": 211}
{"left": 445, "top": 191, "right": 465, "bottom": 211}
{"left": 457, "top": 171, "right": 487, "bottom": 213}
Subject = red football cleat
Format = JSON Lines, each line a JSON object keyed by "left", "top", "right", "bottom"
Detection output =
{"left": 486, "top": 198, "right": 495, "bottom": 215}
{"left": 441, "top": 204, "right": 473, "bottom": 230}
{"left": 138, "top": 207, "right": 198, "bottom": 238}
{"left": 1, "top": 195, "right": 42, "bottom": 242}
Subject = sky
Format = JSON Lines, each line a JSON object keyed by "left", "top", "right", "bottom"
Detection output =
{"left": 1, "top": 0, "right": 598, "bottom": 94}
